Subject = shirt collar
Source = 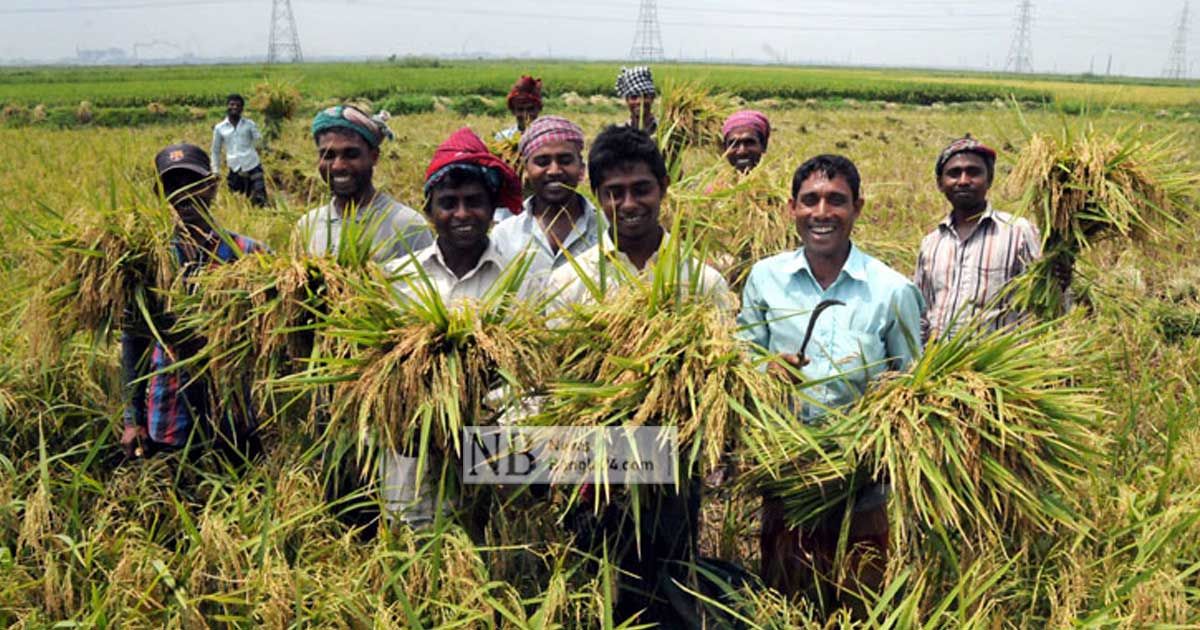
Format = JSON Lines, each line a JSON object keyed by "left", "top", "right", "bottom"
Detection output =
{"left": 417, "top": 237, "right": 505, "bottom": 279}
{"left": 328, "top": 191, "right": 389, "bottom": 222}
{"left": 938, "top": 203, "right": 997, "bottom": 231}
{"left": 521, "top": 194, "right": 602, "bottom": 247}
{"left": 784, "top": 242, "right": 868, "bottom": 284}
{"left": 598, "top": 227, "right": 670, "bottom": 270}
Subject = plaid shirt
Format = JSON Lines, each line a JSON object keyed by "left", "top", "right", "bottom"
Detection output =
{"left": 121, "top": 231, "right": 266, "bottom": 447}
{"left": 913, "top": 206, "right": 1040, "bottom": 341}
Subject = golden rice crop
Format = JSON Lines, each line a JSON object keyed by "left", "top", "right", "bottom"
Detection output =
{"left": 655, "top": 79, "right": 736, "bottom": 180}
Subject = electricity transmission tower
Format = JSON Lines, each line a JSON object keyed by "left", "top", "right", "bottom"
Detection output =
{"left": 1005, "top": 0, "right": 1035, "bottom": 73}
{"left": 629, "top": 0, "right": 665, "bottom": 61}
{"left": 267, "top": 0, "right": 303, "bottom": 64}
{"left": 1164, "top": 1, "right": 1190, "bottom": 79}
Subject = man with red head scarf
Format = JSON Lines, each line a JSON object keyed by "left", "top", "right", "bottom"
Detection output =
{"left": 496, "top": 75, "right": 543, "bottom": 142}
{"left": 721, "top": 110, "right": 770, "bottom": 173}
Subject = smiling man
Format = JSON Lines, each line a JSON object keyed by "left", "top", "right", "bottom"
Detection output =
{"left": 721, "top": 109, "right": 770, "bottom": 173}
{"left": 295, "top": 105, "right": 432, "bottom": 263}
{"left": 492, "top": 115, "right": 604, "bottom": 285}
{"left": 914, "top": 136, "right": 1041, "bottom": 341}
{"left": 737, "top": 154, "right": 923, "bottom": 598}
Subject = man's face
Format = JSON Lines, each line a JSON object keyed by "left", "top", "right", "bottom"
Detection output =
{"left": 789, "top": 172, "right": 862, "bottom": 260}
{"left": 937, "top": 152, "right": 991, "bottom": 211}
{"left": 724, "top": 128, "right": 765, "bottom": 172}
{"left": 227, "top": 99, "right": 243, "bottom": 119}
{"left": 161, "top": 170, "right": 218, "bottom": 227}
{"left": 316, "top": 130, "right": 379, "bottom": 199}
{"left": 526, "top": 141, "right": 584, "bottom": 208}
{"left": 625, "top": 95, "right": 654, "bottom": 126}
{"left": 511, "top": 102, "right": 541, "bottom": 131}
{"left": 596, "top": 161, "right": 666, "bottom": 243}
{"left": 428, "top": 180, "right": 494, "bottom": 251}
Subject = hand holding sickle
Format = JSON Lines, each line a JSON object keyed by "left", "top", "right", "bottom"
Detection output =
{"left": 769, "top": 299, "right": 845, "bottom": 384}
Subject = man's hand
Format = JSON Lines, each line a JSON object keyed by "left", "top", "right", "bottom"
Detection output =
{"left": 121, "top": 425, "right": 148, "bottom": 458}
{"left": 769, "top": 352, "right": 809, "bottom": 384}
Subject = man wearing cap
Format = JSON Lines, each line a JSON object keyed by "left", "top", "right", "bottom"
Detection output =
{"left": 120, "top": 143, "right": 268, "bottom": 463}
{"left": 495, "top": 75, "right": 543, "bottom": 142}
{"left": 721, "top": 110, "right": 770, "bottom": 174}
{"left": 210, "top": 93, "right": 268, "bottom": 207}
{"left": 380, "top": 127, "right": 526, "bottom": 527}
{"left": 615, "top": 66, "right": 658, "bottom": 135}
{"left": 295, "top": 105, "right": 432, "bottom": 263}
{"left": 491, "top": 115, "right": 604, "bottom": 287}
{"left": 914, "top": 136, "right": 1042, "bottom": 341}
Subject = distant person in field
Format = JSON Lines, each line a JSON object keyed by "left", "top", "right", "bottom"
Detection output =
{"left": 914, "top": 136, "right": 1042, "bottom": 342}
{"left": 295, "top": 105, "right": 432, "bottom": 262}
{"left": 120, "top": 143, "right": 267, "bottom": 463}
{"left": 615, "top": 65, "right": 657, "bottom": 135}
{"left": 380, "top": 126, "right": 525, "bottom": 527}
{"left": 737, "top": 154, "right": 923, "bottom": 601}
{"left": 210, "top": 93, "right": 268, "bottom": 207}
{"left": 721, "top": 110, "right": 770, "bottom": 173}
{"left": 495, "top": 75, "right": 543, "bottom": 142}
{"left": 492, "top": 115, "right": 604, "bottom": 286}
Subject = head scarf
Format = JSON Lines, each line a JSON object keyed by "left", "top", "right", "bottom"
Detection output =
{"left": 424, "top": 127, "right": 523, "bottom": 214}
{"left": 935, "top": 135, "right": 997, "bottom": 179}
{"left": 311, "top": 105, "right": 393, "bottom": 148}
{"left": 506, "top": 75, "right": 543, "bottom": 110}
{"left": 518, "top": 115, "right": 585, "bottom": 159}
{"left": 722, "top": 110, "right": 771, "bottom": 148}
{"left": 615, "top": 66, "right": 656, "bottom": 98}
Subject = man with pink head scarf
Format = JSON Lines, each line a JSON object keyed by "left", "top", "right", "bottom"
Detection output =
{"left": 722, "top": 110, "right": 771, "bottom": 173}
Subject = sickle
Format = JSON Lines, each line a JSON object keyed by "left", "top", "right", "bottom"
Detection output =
{"left": 799, "top": 299, "right": 845, "bottom": 360}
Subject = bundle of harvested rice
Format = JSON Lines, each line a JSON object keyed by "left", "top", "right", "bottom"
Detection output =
{"left": 752, "top": 316, "right": 1107, "bottom": 554}
{"left": 655, "top": 79, "right": 735, "bottom": 180}
{"left": 1006, "top": 126, "right": 1198, "bottom": 318}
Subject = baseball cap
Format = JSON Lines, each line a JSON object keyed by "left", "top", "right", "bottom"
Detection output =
{"left": 154, "top": 143, "right": 212, "bottom": 178}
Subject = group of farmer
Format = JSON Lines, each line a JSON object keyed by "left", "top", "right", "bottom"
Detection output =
{"left": 125, "top": 64, "right": 1044, "bottom": 624}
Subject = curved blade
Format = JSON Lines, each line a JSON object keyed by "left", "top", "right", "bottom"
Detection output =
{"left": 799, "top": 299, "right": 846, "bottom": 359}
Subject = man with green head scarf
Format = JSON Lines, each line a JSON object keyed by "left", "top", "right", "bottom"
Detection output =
{"left": 294, "top": 105, "right": 432, "bottom": 262}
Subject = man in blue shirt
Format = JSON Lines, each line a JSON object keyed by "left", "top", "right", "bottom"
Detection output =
{"left": 737, "top": 154, "right": 924, "bottom": 598}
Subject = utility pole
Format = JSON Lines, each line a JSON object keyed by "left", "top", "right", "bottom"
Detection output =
{"left": 267, "top": 0, "right": 303, "bottom": 64}
{"left": 1164, "top": 1, "right": 1190, "bottom": 79}
{"left": 629, "top": 0, "right": 665, "bottom": 62}
{"left": 1005, "top": 0, "right": 1035, "bottom": 73}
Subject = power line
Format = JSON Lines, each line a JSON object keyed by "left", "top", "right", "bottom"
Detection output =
{"left": 1164, "top": 1, "right": 1190, "bottom": 78}
{"left": 267, "top": 0, "right": 303, "bottom": 64}
{"left": 1005, "top": 0, "right": 1035, "bottom": 73}
{"left": 629, "top": 0, "right": 666, "bottom": 61}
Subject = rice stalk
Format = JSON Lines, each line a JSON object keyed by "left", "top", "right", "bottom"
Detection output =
{"left": 655, "top": 79, "right": 735, "bottom": 180}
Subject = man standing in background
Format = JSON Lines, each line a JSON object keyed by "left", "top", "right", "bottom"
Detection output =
{"left": 615, "top": 66, "right": 658, "bottom": 135}
{"left": 210, "top": 94, "right": 268, "bottom": 207}
{"left": 495, "top": 75, "right": 543, "bottom": 142}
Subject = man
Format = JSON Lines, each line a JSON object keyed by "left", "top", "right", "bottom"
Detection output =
{"left": 737, "top": 154, "right": 924, "bottom": 599}
{"left": 915, "top": 136, "right": 1042, "bottom": 341}
{"left": 614, "top": 65, "right": 657, "bottom": 135}
{"left": 546, "top": 124, "right": 729, "bottom": 626}
{"left": 495, "top": 75, "right": 543, "bottom": 142}
{"left": 295, "top": 105, "right": 433, "bottom": 263}
{"left": 121, "top": 143, "right": 267, "bottom": 462}
{"left": 210, "top": 94, "right": 268, "bottom": 207}
{"left": 721, "top": 109, "right": 770, "bottom": 173}
{"left": 547, "top": 125, "right": 729, "bottom": 312}
{"left": 380, "top": 126, "right": 526, "bottom": 526}
{"left": 492, "top": 115, "right": 604, "bottom": 287}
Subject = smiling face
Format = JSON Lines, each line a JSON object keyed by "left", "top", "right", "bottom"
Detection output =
{"left": 937, "top": 152, "right": 991, "bottom": 213}
{"left": 789, "top": 171, "right": 862, "bottom": 261}
{"left": 596, "top": 160, "right": 666, "bottom": 243}
{"left": 428, "top": 179, "right": 494, "bottom": 252}
{"left": 724, "top": 127, "right": 765, "bottom": 172}
{"left": 226, "top": 98, "right": 243, "bottom": 120}
{"left": 525, "top": 140, "right": 584, "bottom": 208}
{"left": 316, "top": 129, "right": 378, "bottom": 200}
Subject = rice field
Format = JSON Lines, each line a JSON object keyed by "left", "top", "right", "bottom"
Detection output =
{"left": 1, "top": 64, "right": 1199, "bottom": 627}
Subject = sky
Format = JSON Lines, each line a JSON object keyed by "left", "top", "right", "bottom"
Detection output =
{"left": 0, "top": 0, "right": 1194, "bottom": 78}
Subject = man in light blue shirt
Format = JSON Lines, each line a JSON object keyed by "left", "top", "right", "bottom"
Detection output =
{"left": 210, "top": 94, "right": 268, "bottom": 206}
{"left": 738, "top": 154, "right": 924, "bottom": 598}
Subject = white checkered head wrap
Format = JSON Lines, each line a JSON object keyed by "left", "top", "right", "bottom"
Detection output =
{"left": 615, "top": 66, "right": 656, "bottom": 98}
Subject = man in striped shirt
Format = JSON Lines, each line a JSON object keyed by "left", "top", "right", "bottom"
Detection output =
{"left": 914, "top": 136, "right": 1041, "bottom": 341}
{"left": 121, "top": 143, "right": 267, "bottom": 461}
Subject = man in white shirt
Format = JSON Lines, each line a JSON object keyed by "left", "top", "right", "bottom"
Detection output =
{"left": 295, "top": 105, "right": 432, "bottom": 263}
{"left": 210, "top": 94, "right": 268, "bottom": 207}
